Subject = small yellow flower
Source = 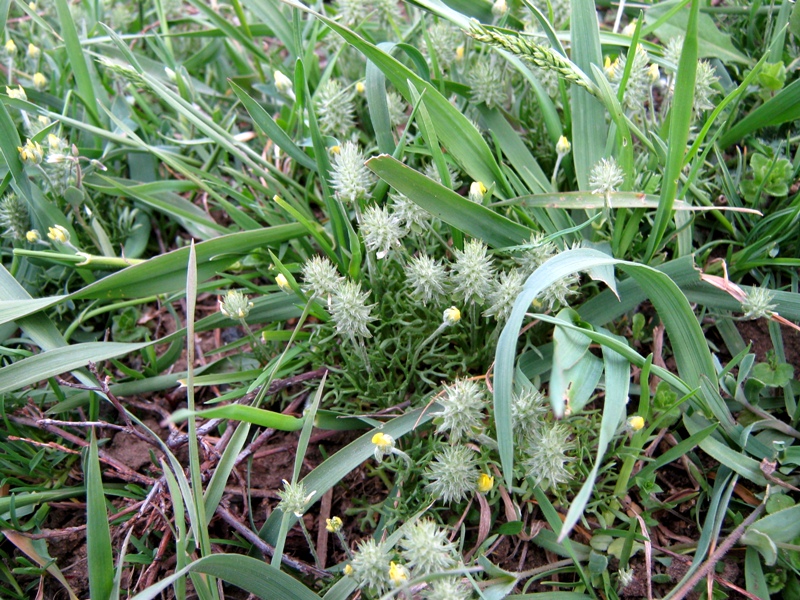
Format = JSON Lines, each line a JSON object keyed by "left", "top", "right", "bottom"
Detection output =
{"left": 443, "top": 306, "right": 461, "bottom": 325}
{"left": 455, "top": 45, "right": 465, "bottom": 61}
{"left": 627, "top": 415, "right": 645, "bottom": 432}
{"left": 27, "top": 43, "right": 40, "bottom": 59}
{"left": 468, "top": 181, "right": 487, "bottom": 203}
{"left": 329, "top": 145, "right": 341, "bottom": 155}
{"left": 622, "top": 20, "right": 638, "bottom": 37}
{"left": 648, "top": 63, "right": 660, "bottom": 84}
{"left": 355, "top": 81, "right": 365, "bottom": 94}
{"left": 32, "top": 72, "right": 47, "bottom": 90}
{"left": 37, "top": 115, "right": 50, "bottom": 127}
{"left": 18, "top": 139, "right": 43, "bottom": 164}
{"left": 6, "top": 86, "right": 26, "bottom": 101}
{"left": 276, "top": 273, "right": 291, "bottom": 292}
{"left": 388, "top": 561, "right": 409, "bottom": 586}
{"left": 604, "top": 55, "right": 619, "bottom": 79}
{"left": 4, "top": 39, "right": 17, "bottom": 56}
{"left": 556, "top": 135, "right": 571, "bottom": 156}
{"left": 326, "top": 516, "right": 343, "bottom": 533}
{"left": 47, "top": 225, "right": 70, "bottom": 244}
{"left": 343, "top": 564, "right": 353, "bottom": 576}
{"left": 26, "top": 229, "right": 41, "bottom": 243}
{"left": 372, "top": 432, "right": 394, "bottom": 451}
{"left": 274, "top": 70, "right": 293, "bottom": 95}
{"left": 477, "top": 473, "right": 494, "bottom": 493}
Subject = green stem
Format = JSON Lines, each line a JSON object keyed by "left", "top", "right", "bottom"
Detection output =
{"left": 14, "top": 248, "right": 144, "bottom": 269}
{"left": 299, "top": 518, "right": 322, "bottom": 569}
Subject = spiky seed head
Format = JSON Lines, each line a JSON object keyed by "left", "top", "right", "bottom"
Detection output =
{"left": 589, "top": 157, "right": 624, "bottom": 195}
{"left": 316, "top": 78, "right": 356, "bottom": 136}
{"left": 433, "top": 378, "right": 487, "bottom": 441}
{"left": 361, "top": 204, "right": 403, "bottom": 259}
{"left": 329, "top": 279, "right": 377, "bottom": 339}
{"left": 693, "top": 60, "right": 720, "bottom": 118}
{"left": 391, "top": 191, "right": 431, "bottom": 233}
{"left": 399, "top": 519, "right": 457, "bottom": 576}
{"left": 331, "top": 141, "right": 374, "bottom": 203}
{"left": 424, "top": 576, "right": 472, "bottom": 600}
{"left": 511, "top": 387, "right": 547, "bottom": 441}
{"left": 0, "top": 194, "right": 29, "bottom": 241}
{"left": 277, "top": 479, "right": 315, "bottom": 517}
{"left": 741, "top": 287, "right": 777, "bottom": 320}
{"left": 219, "top": 289, "right": 253, "bottom": 319}
{"left": 468, "top": 56, "right": 508, "bottom": 108}
{"left": 405, "top": 254, "right": 448, "bottom": 305}
{"left": 350, "top": 538, "right": 391, "bottom": 594}
{"left": 302, "top": 255, "right": 342, "bottom": 298}
{"left": 516, "top": 232, "right": 557, "bottom": 276}
{"left": 451, "top": 239, "right": 495, "bottom": 305}
{"left": 425, "top": 444, "right": 479, "bottom": 504}
{"left": 522, "top": 422, "right": 575, "bottom": 490}
{"left": 484, "top": 269, "right": 525, "bottom": 323}
{"left": 538, "top": 272, "right": 580, "bottom": 311}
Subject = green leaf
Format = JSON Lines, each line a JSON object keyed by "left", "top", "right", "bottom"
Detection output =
{"left": 570, "top": 0, "right": 607, "bottom": 191}
{"left": 129, "top": 554, "right": 320, "bottom": 600}
{"left": 366, "top": 155, "right": 531, "bottom": 247}
{"left": 86, "top": 431, "right": 114, "bottom": 600}
{"left": 0, "top": 341, "right": 151, "bottom": 394}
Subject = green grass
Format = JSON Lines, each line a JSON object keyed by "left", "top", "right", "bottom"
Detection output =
{"left": 1, "top": 0, "right": 799, "bottom": 598}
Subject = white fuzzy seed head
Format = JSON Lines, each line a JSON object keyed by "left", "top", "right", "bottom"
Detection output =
{"left": 589, "top": 157, "right": 624, "bottom": 195}
{"left": 329, "top": 279, "right": 377, "bottom": 339}
{"left": 400, "top": 519, "right": 457, "bottom": 576}
{"left": 302, "top": 255, "right": 342, "bottom": 299}
{"left": 316, "top": 79, "right": 356, "bottom": 136}
{"left": 361, "top": 204, "right": 403, "bottom": 259}
{"left": 405, "top": 254, "right": 448, "bottom": 305}
{"left": 523, "top": 422, "right": 575, "bottom": 491}
{"left": 451, "top": 239, "right": 495, "bottom": 305}
{"left": 350, "top": 538, "right": 391, "bottom": 594}
{"left": 331, "top": 141, "right": 374, "bottom": 203}
{"left": 425, "top": 444, "right": 479, "bottom": 504}
{"left": 433, "top": 379, "right": 487, "bottom": 441}
{"left": 484, "top": 269, "right": 525, "bottom": 322}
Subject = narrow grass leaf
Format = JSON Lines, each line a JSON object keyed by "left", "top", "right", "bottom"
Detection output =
{"left": 0, "top": 341, "right": 151, "bottom": 394}
{"left": 366, "top": 155, "right": 531, "bottom": 247}
{"left": 645, "top": 0, "right": 698, "bottom": 261}
{"left": 570, "top": 0, "right": 607, "bottom": 191}
{"left": 558, "top": 328, "right": 629, "bottom": 542}
{"left": 86, "top": 430, "right": 114, "bottom": 600}
{"left": 231, "top": 82, "right": 317, "bottom": 170}
{"left": 1, "top": 530, "right": 79, "bottom": 600}
{"left": 172, "top": 405, "right": 304, "bottom": 430}
{"left": 718, "top": 78, "right": 800, "bottom": 148}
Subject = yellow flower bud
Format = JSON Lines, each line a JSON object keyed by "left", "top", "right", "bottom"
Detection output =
{"left": 329, "top": 145, "right": 341, "bottom": 155}
{"left": 355, "top": 81, "right": 365, "bottom": 94}
{"left": 325, "top": 516, "right": 343, "bottom": 533}
{"left": 276, "top": 273, "right": 291, "bottom": 292}
{"left": 443, "top": 306, "right": 461, "bottom": 325}
{"left": 18, "top": 139, "right": 44, "bottom": 164}
{"left": 274, "top": 70, "right": 293, "bottom": 95}
{"left": 492, "top": 0, "right": 508, "bottom": 16}
{"left": 556, "top": 135, "right": 571, "bottom": 155}
{"left": 6, "top": 86, "right": 26, "bottom": 101}
{"left": 32, "top": 72, "right": 47, "bottom": 90}
{"left": 388, "top": 561, "right": 409, "bottom": 586}
{"left": 627, "top": 415, "right": 645, "bottom": 432}
{"left": 456, "top": 45, "right": 465, "bottom": 61}
{"left": 477, "top": 473, "right": 494, "bottom": 493}
{"left": 5, "top": 39, "right": 17, "bottom": 56}
{"left": 372, "top": 432, "right": 394, "bottom": 451}
{"left": 343, "top": 564, "right": 353, "bottom": 576}
{"left": 648, "top": 63, "right": 660, "bottom": 84}
{"left": 27, "top": 43, "right": 40, "bottom": 59}
{"left": 47, "top": 225, "right": 70, "bottom": 244}
{"left": 469, "top": 181, "right": 487, "bottom": 203}
{"left": 622, "top": 20, "right": 637, "bottom": 37}
{"left": 26, "top": 229, "right": 41, "bottom": 243}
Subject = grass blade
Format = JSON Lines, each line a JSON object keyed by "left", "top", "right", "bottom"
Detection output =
{"left": 86, "top": 430, "right": 114, "bottom": 600}
{"left": 645, "top": 0, "right": 699, "bottom": 261}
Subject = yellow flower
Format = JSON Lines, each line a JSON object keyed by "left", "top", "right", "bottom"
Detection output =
{"left": 443, "top": 306, "right": 461, "bottom": 325}
{"left": 18, "top": 139, "right": 43, "bottom": 164}
{"left": 25, "top": 229, "right": 41, "bottom": 243}
{"left": 456, "top": 45, "right": 465, "bottom": 61}
{"left": 627, "top": 415, "right": 645, "bottom": 432}
{"left": 556, "top": 135, "right": 571, "bottom": 156}
{"left": 355, "top": 81, "right": 365, "bottom": 94}
{"left": 276, "top": 273, "right": 291, "bottom": 292}
{"left": 4, "top": 39, "right": 17, "bottom": 56}
{"left": 6, "top": 85, "right": 26, "bottom": 101}
{"left": 329, "top": 145, "right": 341, "bottom": 155}
{"left": 27, "top": 43, "right": 40, "bottom": 59}
{"left": 32, "top": 72, "right": 47, "bottom": 90}
{"left": 372, "top": 432, "right": 394, "bottom": 451}
{"left": 491, "top": 0, "right": 508, "bottom": 16}
{"left": 273, "top": 70, "right": 293, "bottom": 95}
{"left": 325, "top": 516, "right": 343, "bottom": 533}
{"left": 469, "top": 181, "right": 487, "bottom": 203}
{"left": 47, "top": 225, "right": 69, "bottom": 244}
{"left": 343, "top": 564, "right": 353, "bottom": 576}
{"left": 477, "top": 473, "right": 494, "bottom": 493}
{"left": 388, "top": 561, "right": 409, "bottom": 586}
{"left": 648, "top": 63, "right": 660, "bottom": 84}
